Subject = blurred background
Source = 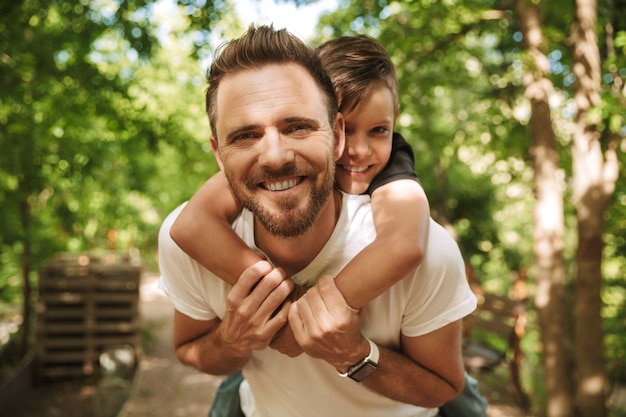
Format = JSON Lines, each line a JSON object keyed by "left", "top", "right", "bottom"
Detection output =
{"left": 1, "top": 1, "right": 625, "bottom": 416}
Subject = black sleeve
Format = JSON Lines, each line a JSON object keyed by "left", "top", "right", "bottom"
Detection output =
{"left": 365, "top": 132, "right": 420, "bottom": 196}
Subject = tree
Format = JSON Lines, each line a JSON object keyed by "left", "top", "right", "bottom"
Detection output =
{"left": 570, "top": 0, "right": 620, "bottom": 416}
{"left": 514, "top": 1, "right": 571, "bottom": 415}
{"left": 0, "top": 0, "right": 225, "bottom": 355}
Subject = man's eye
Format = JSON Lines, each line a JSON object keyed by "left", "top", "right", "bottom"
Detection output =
{"left": 233, "top": 132, "right": 256, "bottom": 141}
{"left": 288, "top": 124, "right": 313, "bottom": 134}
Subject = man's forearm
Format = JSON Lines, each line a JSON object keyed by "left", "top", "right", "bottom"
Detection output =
{"left": 175, "top": 323, "right": 252, "bottom": 375}
{"left": 360, "top": 344, "right": 464, "bottom": 408}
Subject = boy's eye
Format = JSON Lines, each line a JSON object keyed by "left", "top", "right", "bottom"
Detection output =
{"left": 372, "top": 126, "right": 390, "bottom": 135}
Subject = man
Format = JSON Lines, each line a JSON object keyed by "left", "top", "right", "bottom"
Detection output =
{"left": 158, "top": 25, "right": 477, "bottom": 417}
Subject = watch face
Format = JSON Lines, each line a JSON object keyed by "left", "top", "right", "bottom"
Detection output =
{"left": 348, "top": 360, "right": 378, "bottom": 382}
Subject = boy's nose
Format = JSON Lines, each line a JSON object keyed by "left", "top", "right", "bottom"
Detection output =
{"left": 258, "top": 128, "right": 295, "bottom": 168}
{"left": 347, "top": 132, "right": 370, "bottom": 157}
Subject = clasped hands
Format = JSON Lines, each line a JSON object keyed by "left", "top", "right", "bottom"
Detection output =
{"left": 220, "top": 260, "right": 364, "bottom": 370}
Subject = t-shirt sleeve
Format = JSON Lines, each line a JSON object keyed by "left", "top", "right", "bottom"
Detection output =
{"left": 157, "top": 203, "right": 219, "bottom": 321}
{"left": 366, "top": 132, "right": 420, "bottom": 195}
{"left": 401, "top": 221, "right": 477, "bottom": 337}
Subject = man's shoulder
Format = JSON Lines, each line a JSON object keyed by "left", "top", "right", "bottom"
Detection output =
{"left": 158, "top": 202, "right": 189, "bottom": 267}
{"left": 158, "top": 202, "right": 188, "bottom": 247}
{"left": 422, "top": 219, "right": 465, "bottom": 267}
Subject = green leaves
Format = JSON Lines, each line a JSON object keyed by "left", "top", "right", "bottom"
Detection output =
{"left": 0, "top": 0, "right": 222, "bottom": 282}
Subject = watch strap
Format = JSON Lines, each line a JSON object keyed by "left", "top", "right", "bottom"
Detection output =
{"left": 337, "top": 337, "right": 379, "bottom": 381}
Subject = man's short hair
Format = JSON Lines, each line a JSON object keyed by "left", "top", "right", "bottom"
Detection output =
{"left": 205, "top": 25, "right": 338, "bottom": 140}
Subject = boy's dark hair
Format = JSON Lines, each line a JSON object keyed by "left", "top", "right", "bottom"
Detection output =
{"left": 205, "top": 25, "right": 338, "bottom": 140}
{"left": 316, "top": 35, "right": 399, "bottom": 114}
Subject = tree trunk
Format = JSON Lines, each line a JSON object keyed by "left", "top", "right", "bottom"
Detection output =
{"left": 570, "top": 0, "right": 618, "bottom": 415}
{"left": 514, "top": 1, "right": 573, "bottom": 416}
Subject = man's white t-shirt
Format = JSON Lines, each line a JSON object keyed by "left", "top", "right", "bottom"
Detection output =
{"left": 159, "top": 193, "right": 477, "bottom": 417}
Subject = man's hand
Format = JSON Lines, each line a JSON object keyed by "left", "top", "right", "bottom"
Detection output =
{"left": 288, "top": 275, "right": 366, "bottom": 370}
{"left": 218, "top": 260, "right": 295, "bottom": 358}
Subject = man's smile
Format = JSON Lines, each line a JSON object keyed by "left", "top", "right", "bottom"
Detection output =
{"left": 262, "top": 177, "right": 302, "bottom": 191}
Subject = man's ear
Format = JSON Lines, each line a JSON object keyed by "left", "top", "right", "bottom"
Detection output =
{"left": 332, "top": 112, "right": 346, "bottom": 162}
{"left": 210, "top": 135, "right": 225, "bottom": 171}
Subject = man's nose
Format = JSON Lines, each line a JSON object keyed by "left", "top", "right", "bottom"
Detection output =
{"left": 257, "top": 128, "right": 295, "bottom": 168}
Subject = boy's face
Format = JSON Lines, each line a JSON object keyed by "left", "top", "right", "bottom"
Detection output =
{"left": 335, "top": 82, "right": 395, "bottom": 195}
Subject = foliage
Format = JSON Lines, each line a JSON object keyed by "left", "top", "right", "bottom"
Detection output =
{"left": 0, "top": 0, "right": 227, "bottom": 343}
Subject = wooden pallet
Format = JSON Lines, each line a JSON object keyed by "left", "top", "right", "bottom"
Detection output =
{"left": 36, "top": 252, "right": 141, "bottom": 379}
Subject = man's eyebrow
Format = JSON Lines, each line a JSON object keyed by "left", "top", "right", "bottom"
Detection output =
{"left": 284, "top": 116, "right": 321, "bottom": 126}
{"left": 224, "top": 117, "right": 321, "bottom": 141}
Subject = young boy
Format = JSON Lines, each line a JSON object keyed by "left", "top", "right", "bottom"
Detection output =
{"left": 170, "top": 35, "right": 486, "bottom": 417}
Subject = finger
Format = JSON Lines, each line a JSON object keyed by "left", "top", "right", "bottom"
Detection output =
{"left": 236, "top": 267, "right": 289, "bottom": 323}
{"left": 256, "top": 275, "right": 294, "bottom": 320}
{"left": 229, "top": 260, "right": 273, "bottom": 304}
{"left": 317, "top": 275, "right": 359, "bottom": 315}
{"left": 300, "top": 277, "right": 339, "bottom": 318}
{"left": 288, "top": 301, "right": 306, "bottom": 342}
{"left": 254, "top": 267, "right": 288, "bottom": 296}
{"left": 296, "top": 287, "right": 320, "bottom": 334}
{"left": 316, "top": 275, "right": 342, "bottom": 305}
{"left": 263, "top": 300, "right": 292, "bottom": 339}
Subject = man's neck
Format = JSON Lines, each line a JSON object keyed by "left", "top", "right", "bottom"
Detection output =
{"left": 254, "top": 189, "right": 342, "bottom": 277}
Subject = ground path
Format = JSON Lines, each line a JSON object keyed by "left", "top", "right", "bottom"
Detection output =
{"left": 119, "top": 271, "right": 223, "bottom": 417}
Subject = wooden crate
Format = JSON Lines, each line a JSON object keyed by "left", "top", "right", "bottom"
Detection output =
{"left": 36, "top": 252, "right": 141, "bottom": 379}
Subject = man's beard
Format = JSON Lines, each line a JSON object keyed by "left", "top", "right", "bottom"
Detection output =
{"left": 228, "top": 163, "right": 336, "bottom": 238}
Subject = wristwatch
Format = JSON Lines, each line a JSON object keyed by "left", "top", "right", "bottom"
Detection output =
{"left": 337, "top": 337, "right": 379, "bottom": 382}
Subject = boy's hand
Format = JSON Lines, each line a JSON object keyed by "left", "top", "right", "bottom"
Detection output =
{"left": 269, "top": 325, "right": 303, "bottom": 357}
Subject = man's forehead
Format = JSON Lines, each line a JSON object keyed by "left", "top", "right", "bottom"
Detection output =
{"left": 215, "top": 63, "right": 329, "bottom": 132}
{"left": 219, "top": 63, "right": 317, "bottom": 94}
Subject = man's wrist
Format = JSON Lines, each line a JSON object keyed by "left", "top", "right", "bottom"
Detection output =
{"left": 336, "top": 337, "right": 379, "bottom": 381}
{"left": 217, "top": 325, "right": 253, "bottom": 361}
{"left": 335, "top": 337, "right": 370, "bottom": 373}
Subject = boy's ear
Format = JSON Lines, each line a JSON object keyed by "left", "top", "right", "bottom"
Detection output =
{"left": 210, "top": 135, "right": 225, "bottom": 171}
{"left": 332, "top": 112, "right": 346, "bottom": 162}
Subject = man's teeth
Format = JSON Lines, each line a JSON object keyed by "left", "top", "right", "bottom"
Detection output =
{"left": 265, "top": 179, "right": 299, "bottom": 191}
{"left": 345, "top": 166, "right": 368, "bottom": 173}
